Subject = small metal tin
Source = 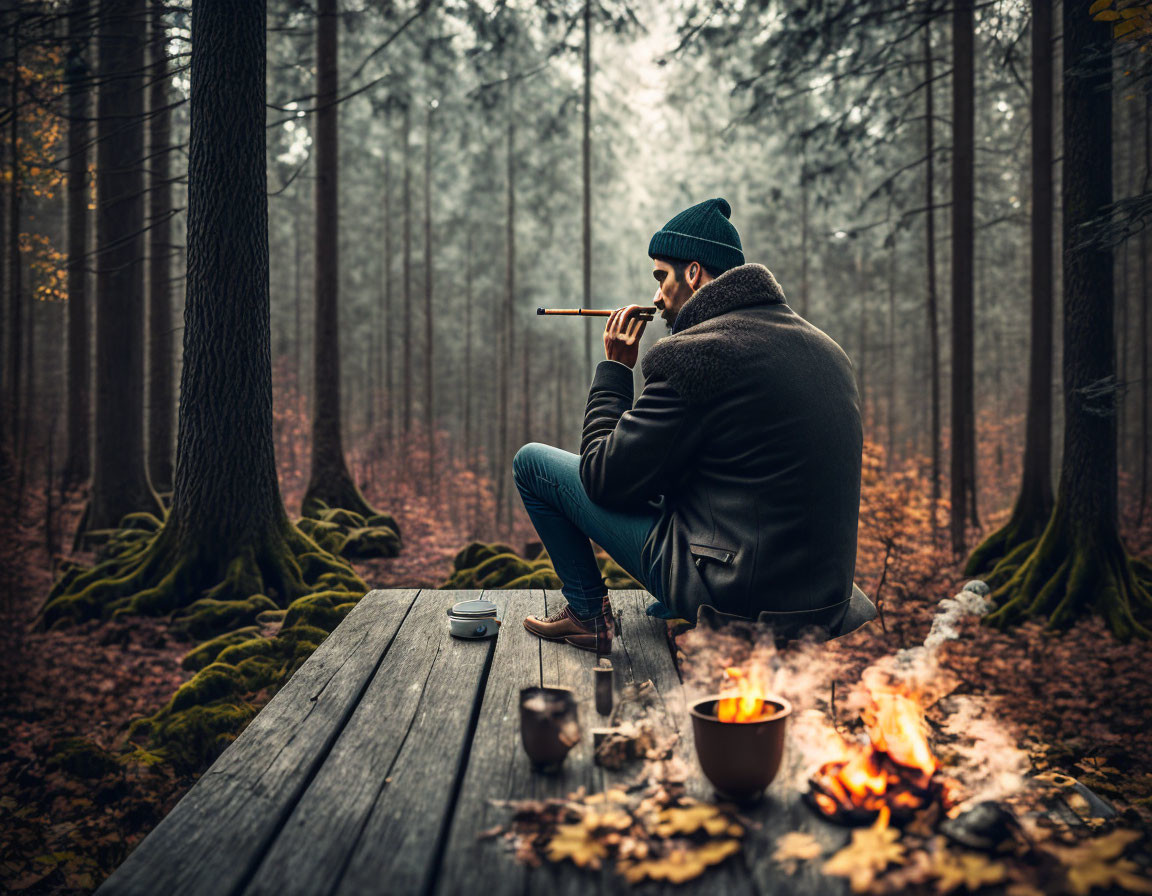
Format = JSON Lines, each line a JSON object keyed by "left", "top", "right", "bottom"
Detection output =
{"left": 447, "top": 599, "right": 500, "bottom": 639}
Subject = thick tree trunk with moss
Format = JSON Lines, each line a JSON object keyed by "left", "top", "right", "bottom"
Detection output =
{"left": 966, "top": 0, "right": 1054, "bottom": 575}
{"left": 85, "top": 0, "right": 162, "bottom": 537}
{"left": 302, "top": 0, "right": 375, "bottom": 518}
{"left": 41, "top": 0, "right": 363, "bottom": 629}
{"left": 63, "top": 0, "right": 91, "bottom": 489}
{"left": 147, "top": 0, "right": 174, "bottom": 493}
{"left": 985, "top": 2, "right": 1152, "bottom": 639}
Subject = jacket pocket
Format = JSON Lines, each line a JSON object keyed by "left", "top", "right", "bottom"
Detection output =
{"left": 689, "top": 543, "right": 735, "bottom": 566}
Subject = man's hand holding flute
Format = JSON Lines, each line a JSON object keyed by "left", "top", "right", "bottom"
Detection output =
{"left": 536, "top": 296, "right": 657, "bottom": 369}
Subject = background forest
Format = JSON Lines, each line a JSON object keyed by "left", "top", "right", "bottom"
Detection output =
{"left": 1, "top": 0, "right": 1151, "bottom": 892}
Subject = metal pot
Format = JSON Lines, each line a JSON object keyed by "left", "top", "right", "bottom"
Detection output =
{"left": 446, "top": 599, "right": 500, "bottom": 639}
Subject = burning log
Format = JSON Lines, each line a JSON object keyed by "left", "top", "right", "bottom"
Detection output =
{"left": 806, "top": 686, "right": 954, "bottom": 826}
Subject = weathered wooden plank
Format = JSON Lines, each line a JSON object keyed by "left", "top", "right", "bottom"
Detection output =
{"left": 240, "top": 589, "right": 495, "bottom": 896}
{"left": 331, "top": 589, "right": 503, "bottom": 895}
{"left": 97, "top": 589, "right": 420, "bottom": 896}
{"left": 431, "top": 590, "right": 545, "bottom": 896}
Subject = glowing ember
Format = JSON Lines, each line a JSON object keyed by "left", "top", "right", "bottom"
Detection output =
{"left": 715, "top": 666, "right": 781, "bottom": 723}
{"left": 808, "top": 683, "right": 947, "bottom": 825}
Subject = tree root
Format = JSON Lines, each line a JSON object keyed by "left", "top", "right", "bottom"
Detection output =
{"left": 297, "top": 498, "right": 402, "bottom": 559}
{"left": 40, "top": 514, "right": 366, "bottom": 631}
{"left": 984, "top": 509, "right": 1152, "bottom": 640}
{"left": 964, "top": 501, "right": 1050, "bottom": 578}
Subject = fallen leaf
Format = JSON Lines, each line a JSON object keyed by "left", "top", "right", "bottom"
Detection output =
{"left": 546, "top": 822, "right": 608, "bottom": 869}
{"left": 653, "top": 804, "right": 733, "bottom": 838}
{"left": 582, "top": 809, "right": 633, "bottom": 832}
{"left": 619, "top": 839, "right": 741, "bottom": 884}
{"left": 930, "top": 850, "right": 1008, "bottom": 893}
{"left": 824, "top": 809, "right": 906, "bottom": 893}
{"left": 1053, "top": 830, "right": 1152, "bottom": 896}
{"left": 772, "top": 831, "right": 823, "bottom": 872}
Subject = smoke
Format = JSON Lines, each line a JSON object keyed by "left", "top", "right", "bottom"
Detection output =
{"left": 938, "top": 694, "right": 1030, "bottom": 808}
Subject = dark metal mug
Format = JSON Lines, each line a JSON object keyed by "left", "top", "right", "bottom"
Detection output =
{"left": 520, "top": 686, "right": 581, "bottom": 773}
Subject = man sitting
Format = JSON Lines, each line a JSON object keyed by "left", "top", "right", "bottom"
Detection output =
{"left": 513, "top": 197, "right": 876, "bottom": 652}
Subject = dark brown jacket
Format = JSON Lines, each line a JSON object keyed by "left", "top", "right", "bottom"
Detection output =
{"left": 579, "top": 263, "right": 875, "bottom": 639}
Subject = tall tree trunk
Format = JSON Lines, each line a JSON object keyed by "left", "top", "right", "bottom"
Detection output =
{"left": 1139, "top": 93, "right": 1150, "bottom": 524}
{"left": 292, "top": 183, "right": 304, "bottom": 475}
{"left": 497, "top": 84, "right": 515, "bottom": 528}
{"left": 17, "top": 290, "right": 35, "bottom": 508}
{"left": 0, "top": 16, "right": 12, "bottom": 507}
{"left": 886, "top": 221, "right": 897, "bottom": 468}
{"left": 63, "top": 0, "right": 91, "bottom": 489}
{"left": 383, "top": 130, "right": 393, "bottom": 451}
{"left": 923, "top": 19, "right": 942, "bottom": 540}
{"left": 424, "top": 102, "right": 434, "bottom": 493}
{"left": 147, "top": 0, "right": 174, "bottom": 493}
{"left": 6, "top": 14, "right": 23, "bottom": 461}
{"left": 303, "top": 0, "right": 374, "bottom": 517}
{"left": 463, "top": 229, "right": 472, "bottom": 476}
{"left": 855, "top": 236, "right": 867, "bottom": 427}
{"left": 966, "top": 0, "right": 1053, "bottom": 574}
{"left": 582, "top": 0, "right": 593, "bottom": 384}
{"left": 986, "top": 0, "right": 1151, "bottom": 639}
{"left": 43, "top": 0, "right": 364, "bottom": 629}
{"left": 950, "top": 0, "right": 976, "bottom": 555}
{"left": 402, "top": 101, "right": 412, "bottom": 439}
{"left": 85, "top": 0, "right": 161, "bottom": 538}
{"left": 799, "top": 137, "right": 809, "bottom": 319}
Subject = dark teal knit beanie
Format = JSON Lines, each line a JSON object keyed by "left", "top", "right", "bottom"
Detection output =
{"left": 648, "top": 197, "right": 744, "bottom": 274}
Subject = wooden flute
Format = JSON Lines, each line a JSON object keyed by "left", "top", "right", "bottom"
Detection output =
{"left": 536, "top": 307, "right": 656, "bottom": 318}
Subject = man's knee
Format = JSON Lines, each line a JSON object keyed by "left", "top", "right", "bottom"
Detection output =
{"left": 513, "top": 442, "right": 549, "bottom": 487}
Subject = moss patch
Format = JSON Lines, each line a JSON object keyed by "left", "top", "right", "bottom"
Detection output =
{"left": 442, "top": 541, "right": 642, "bottom": 590}
{"left": 172, "top": 595, "right": 279, "bottom": 641}
{"left": 299, "top": 498, "right": 402, "bottom": 559}
{"left": 47, "top": 738, "right": 121, "bottom": 780}
{"left": 129, "top": 589, "right": 362, "bottom": 774}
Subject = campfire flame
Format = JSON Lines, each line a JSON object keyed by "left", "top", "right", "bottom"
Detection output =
{"left": 808, "top": 683, "right": 944, "bottom": 825}
{"left": 716, "top": 666, "right": 778, "bottom": 723}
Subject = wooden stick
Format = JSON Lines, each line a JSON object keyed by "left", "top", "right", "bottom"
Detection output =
{"left": 537, "top": 307, "right": 655, "bottom": 318}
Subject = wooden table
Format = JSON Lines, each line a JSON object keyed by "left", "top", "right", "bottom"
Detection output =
{"left": 97, "top": 590, "right": 851, "bottom": 895}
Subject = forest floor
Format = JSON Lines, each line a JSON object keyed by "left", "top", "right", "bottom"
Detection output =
{"left": 1, "top": 464, "right": 1151, "bottom": 894}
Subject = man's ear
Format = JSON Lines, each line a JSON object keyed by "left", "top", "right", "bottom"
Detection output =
{"left": 687, "top": 262, "right": 701, "bottom": 290}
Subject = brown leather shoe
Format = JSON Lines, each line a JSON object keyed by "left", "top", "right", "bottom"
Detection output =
{"left": 523, "top": 602, "right": 613, "bottom": 654}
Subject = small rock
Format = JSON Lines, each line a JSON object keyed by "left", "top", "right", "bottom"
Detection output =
{"left": 962, "top": 579, "right": 990, "bottom": 595}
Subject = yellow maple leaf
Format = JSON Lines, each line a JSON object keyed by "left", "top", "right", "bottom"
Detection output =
{"left": 653, "top": 805, "right": 732, "bottom": 838}
{"left": 824, "top": 810, "right": 906, "bottom": 893}
{"left": 1055, "top": 830, "right": 1152, "bottom": 896}
{"left": 773, "top": 831, "right": 823, "bottom": 872}
{"left": 619, "top": 839, "right": 741, "bottom": 884}
{"left": 546, "top": 823, "right": 608, "bottom": 869}
{"left": 582, "top": 809, "right": 633, "bottom": 832}
{"left": 931, "top": 851, "right": 1008, "bottom": 893}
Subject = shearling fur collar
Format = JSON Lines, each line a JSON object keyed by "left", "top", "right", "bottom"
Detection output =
{"left": 670, "top": 263, "right": 785, "bottom": 334}
{"left": 640, "top": 263, "right": 787, "bottom": 404}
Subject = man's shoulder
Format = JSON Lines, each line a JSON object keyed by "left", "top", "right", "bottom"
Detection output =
{"left": 641, "top": 311, "right": 765, "bottom": 405}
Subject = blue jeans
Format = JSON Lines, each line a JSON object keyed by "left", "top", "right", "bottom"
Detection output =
{"left": 512, "top": 442, "right": 674, "bottom": 620}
